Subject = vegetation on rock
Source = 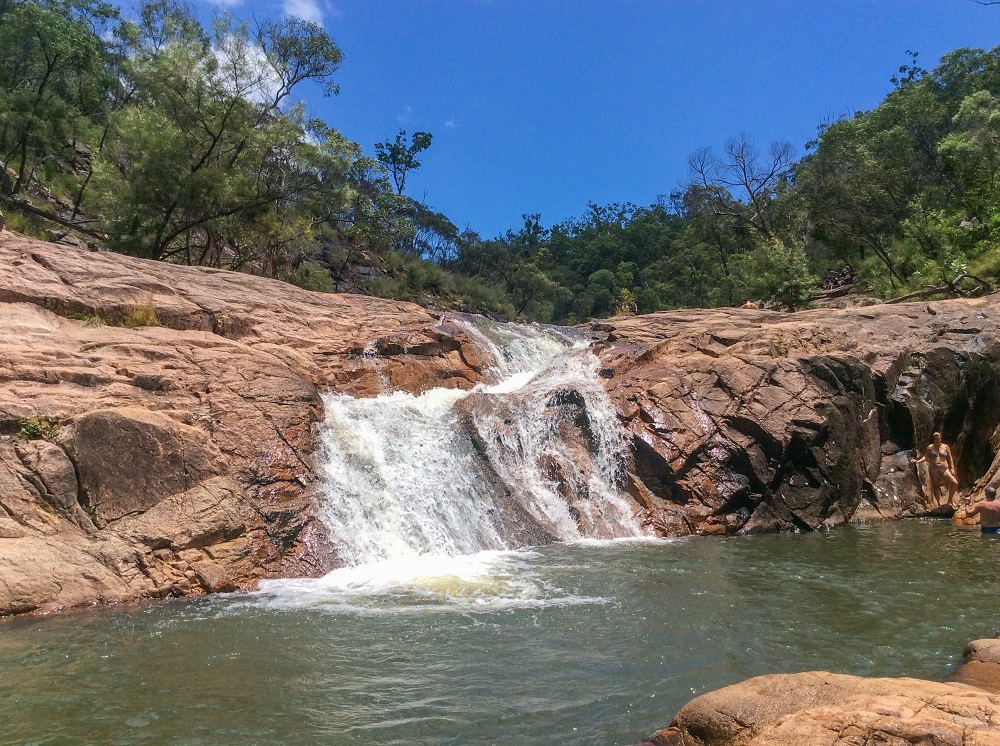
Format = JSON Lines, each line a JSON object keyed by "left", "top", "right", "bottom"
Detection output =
{"left": 18, "top": 416, "right": 60, "bottom": 441}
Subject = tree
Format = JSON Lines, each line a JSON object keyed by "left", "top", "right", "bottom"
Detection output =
{"left": 686, "top": 134, "right": 795, "bottom": 241}
{"left": 88, "top": 3, "right": 346, "bottom": 265}
{"left": 374, "top": 130, "right": 432, "bottom": 195}
{"left": 0, "top": 0, "right": 117, "bottom": 195}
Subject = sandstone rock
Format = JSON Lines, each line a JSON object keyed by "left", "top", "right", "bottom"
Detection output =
{"left": 645, "top": 671, "right": 1000, "bottom": 745}
{"left": 950, "top": 637, "right": 1000, "bottom": 694}
{"left": 192, "top": 559, "right": 237, "bottom": 593}
{"left": 66, "top": 407, "right": 226, "bottom": 526}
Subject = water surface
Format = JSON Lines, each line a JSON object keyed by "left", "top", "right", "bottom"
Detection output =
{"left": 2, "top": 520, "right": 997, "bottom": 746}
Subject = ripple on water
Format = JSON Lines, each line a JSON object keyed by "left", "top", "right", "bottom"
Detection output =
{"left": 1, "top": 521, "right": 998, "bottom": 746}
{"left": 253, "top": 548, "right": 613, "bottom": 615}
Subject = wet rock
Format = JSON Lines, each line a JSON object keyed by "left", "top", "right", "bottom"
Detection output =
{"left": 950, "top": 637, "right": 1000, "bottom": 694}
{"left": 0, "top": 231, "right": 488, "bottom": 615}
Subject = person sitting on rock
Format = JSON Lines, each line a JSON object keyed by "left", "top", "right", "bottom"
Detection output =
{"left": 966, "top": 485, "right": 1000, "bottom": 534}
{"left": 910, "top": 432, "right": 958, "bottom": 506}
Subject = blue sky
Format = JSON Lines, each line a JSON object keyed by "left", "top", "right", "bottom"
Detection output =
{"left": 204, "top": 1, "right": 1000, "bottom": 239}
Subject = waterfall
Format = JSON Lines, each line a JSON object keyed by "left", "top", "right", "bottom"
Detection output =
{"left": 314, "top": 317, "right": 643, "bottom": 567}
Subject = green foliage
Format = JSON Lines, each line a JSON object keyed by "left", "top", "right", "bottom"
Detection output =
{"left": 0, "top": 0, "right": 116, "bottom": 196}
{"left": 795, "top": 45, "right": 1000, "bottom": 294}
{"left": 19, "top": 416, "right": 60, "bottom": 441}
{"left": 0, "top": 205, "right": 48, "bottom": 239}
{"left": 281, "top": 261, "right": 333, "bottom": 292}
{"left": 374, "top": 130, "right": 432, "bottom": 195}
{"left": 2, "top": 3, "right": 997, "bottom": 323}
{"left": 71, "top": 311, "right": 106, "bottom": 326}
{"left": 730, "top": 239, "right": 817, "bottom": 310}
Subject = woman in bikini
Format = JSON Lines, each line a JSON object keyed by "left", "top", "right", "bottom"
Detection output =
{"left": 911, "top": 431, "right": 959, "bottom": 506}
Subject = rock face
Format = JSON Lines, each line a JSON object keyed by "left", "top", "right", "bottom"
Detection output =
{"left": 4, "top": 228, "right": 1000, "bottom": 615}
{"left": 642, "top": 671, "right": 1000, "bottom": 745}
{"left": 0, "top": 232, "right": 486, "bottom": 615}
{"left": 595, "top": 299, "right": 1000, "bottom": 535}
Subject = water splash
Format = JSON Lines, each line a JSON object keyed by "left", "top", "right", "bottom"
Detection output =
{"left": 312, "top": 317, "right": 643, "bottom": 570}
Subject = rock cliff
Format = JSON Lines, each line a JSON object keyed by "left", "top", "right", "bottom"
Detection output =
{"left": 0, "top": 231, "right": 486, "bottom": 615}
{"left": 595, "top": 299, "right": 1000, "bottom": 536}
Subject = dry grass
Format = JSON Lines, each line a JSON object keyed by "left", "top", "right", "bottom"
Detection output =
{"left": 121, "top": 301, "right": 162, "bottom": 328}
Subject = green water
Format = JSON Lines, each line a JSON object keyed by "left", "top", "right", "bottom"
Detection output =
{"left": 2, "top": 520, "right": 998, "bottom": 745}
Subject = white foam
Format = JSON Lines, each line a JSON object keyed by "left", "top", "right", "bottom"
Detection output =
{"left": 310, "top": 316, "right": 643, "bottom": 588}
{"left": 255, "top": 549, "right": 610, "bottom": 614}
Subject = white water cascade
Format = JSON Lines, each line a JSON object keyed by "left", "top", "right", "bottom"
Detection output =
{"left": 314, "top": 317, "right": 644, "bottom": 569}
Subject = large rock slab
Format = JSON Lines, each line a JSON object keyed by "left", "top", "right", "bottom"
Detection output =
{"left": 0, "top": 231, "right": 487, "bottom": 615}
{"left": 643, "top": 671, "right": 1000, "bottom": 745}
{"left": 596, "top": 298, "right": 1000, "bottom": 535}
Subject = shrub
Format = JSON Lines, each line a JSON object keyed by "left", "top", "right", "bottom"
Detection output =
{"left": 733, "top": 239, "right": 818, "bottom": 310}
{"left": 71, "top": 311, "right": 106, "bottom": 326}
{"left": 280, "top": 261, "right": 334, "bottom": 292}
{"left": 19, "top": 417, "right": 59, "bottom": 440}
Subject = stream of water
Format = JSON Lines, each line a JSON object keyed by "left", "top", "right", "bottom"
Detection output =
{"left": 2, "top": 522, "right": 998, "bottom": 745}
{"left": 3, "top": 320, "right": 999, "bottom": 745}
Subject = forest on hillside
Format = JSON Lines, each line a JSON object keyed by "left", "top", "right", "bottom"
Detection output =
{"left": 3, "top": 0, "right": 1000, "bottom": 323}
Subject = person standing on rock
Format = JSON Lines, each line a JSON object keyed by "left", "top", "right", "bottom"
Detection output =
{"left": 910, "top": 432, "right": 958, "bottom": 506}
{"left": 966, "top": 486, "right": 1000, "bottom": 534}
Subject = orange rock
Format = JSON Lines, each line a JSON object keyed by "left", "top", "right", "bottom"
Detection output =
{"left": 0, "top": 232, "right": 485, "bottom": 615}
{"left": 596, "top": 297, "right": 1000, "bottom": 535}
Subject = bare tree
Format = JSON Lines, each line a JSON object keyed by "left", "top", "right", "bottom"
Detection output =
{"left": 687, "top": 134, "right": 795, "bottom": 239}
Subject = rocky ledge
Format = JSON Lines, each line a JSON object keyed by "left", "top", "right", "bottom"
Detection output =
{"left": 0, "top": 230, "right": 488, "bottom": 615}
{"left": 640, "top": 666, "right": 1000, "bottom": 745}
{"left": 597, "top": 297, "right": 1000, "bottom": 535}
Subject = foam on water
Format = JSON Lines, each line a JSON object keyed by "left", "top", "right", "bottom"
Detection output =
{"left": 263, "top": 317, "right": 643, "bottom": 606}
{"left": 257, "top": 550, "right": 611, "bottom": 614}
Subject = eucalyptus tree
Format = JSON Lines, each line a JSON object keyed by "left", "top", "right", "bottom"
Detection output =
{"left": 374, "top": 130, "right": 432, "bottom": 195}
{"left": 0, "top": 0, "right": 117, "bottom": 196}
{"left": 685, "top": 135, "right": 795, "bottom": 242}
{"left": 90, "top": 2, "right": 346, "bottom": 269}
{"left": 795, "top": 45, "right": 1000, "bottom": 293}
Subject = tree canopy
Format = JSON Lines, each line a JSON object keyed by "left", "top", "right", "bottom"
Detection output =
{"left": 1, "top": 3, "right": 998, "bottom": 322}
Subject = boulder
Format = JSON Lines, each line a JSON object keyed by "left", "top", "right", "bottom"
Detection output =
{"left": 643, "top": 671, "right": 1000, "bottom": 745}
{"left": 950, "top": 637, "right": 1000, "bottom": 694}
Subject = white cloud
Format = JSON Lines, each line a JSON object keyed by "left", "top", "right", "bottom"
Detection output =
{"left": 283, "top": 0, "right": 324, "bottom": 24}
{"left": 214, "top": 37, "right": 284, "bottom": 105}
{"left": 444, "top": 118, "right": 456, "bottom": 129}
{"left": 396, "top": 104, "right": 414, "bottom": 123}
